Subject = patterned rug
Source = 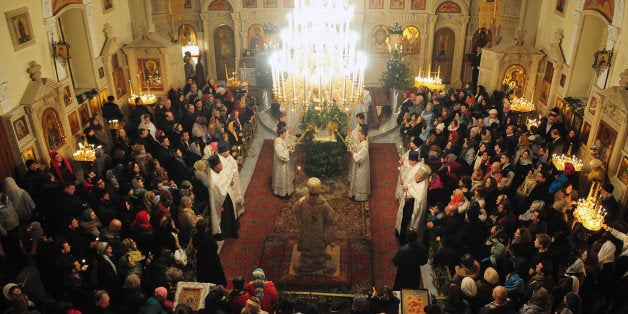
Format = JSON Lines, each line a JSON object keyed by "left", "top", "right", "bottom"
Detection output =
{"left": 220, "top": 140, "right": 399, "bottom": 290}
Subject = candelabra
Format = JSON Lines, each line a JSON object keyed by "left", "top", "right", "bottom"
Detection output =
{"left": 269, "top": 0, "right": 367, "bottom": 111}
{"left": 414, "top": 64, "right": 443, "bottom": 92}
{"left": 574, "top": 181, "right": 607, "bottom": 231}
{"left": 510, "top": 97, "right": 536, "bottom": 112}
{"left": 551, "top": 154, "right": 583, "bottom": 172}
{"left": 73, "top": 137, "right": 99, "bottom": 162}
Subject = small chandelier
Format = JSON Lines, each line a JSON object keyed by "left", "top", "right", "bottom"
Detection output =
{"left": 269, "top": 0, "right": 367, "bottom": 110}
{"left": 73, "top": 137, "right": 99, "bottom": 162}
{"left": 414, "top": 65, "right": 443, "bottom": 92}
{"left": 551, "top": 154, "right": 583, "bottom": 172}
{"left": 574, "top": 181, "right": 607, "bottom": 231}
{"left": 510, "top": 97, "right": 536, "bottom": 112}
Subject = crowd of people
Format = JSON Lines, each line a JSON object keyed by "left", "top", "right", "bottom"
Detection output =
{"left": 0, "top": 76, "right": 277, "bottom": 313}
{"left": 0, "top": 68, "right": 627, "bottom": 313}
{"left": 388, "top": 84, "right": 626, "bottom": 313}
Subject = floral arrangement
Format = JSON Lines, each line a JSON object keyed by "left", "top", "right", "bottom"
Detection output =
{"left": 389, "top": 23, "right": 404, "bottom": 35}
{"left": 264, "top": 22, "right": 279, "bottom": 34}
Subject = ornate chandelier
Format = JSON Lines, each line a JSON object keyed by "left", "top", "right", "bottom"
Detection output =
{"left": 510, "top": 97, "right": 536, "bottom": 112}
{"left": 73, "top": 137, "right": 100, "bottom": 162}
{"left": 414, "top": 65, "right": 443, "bottom": 92}
{"left": 551, "top": 154, "right": 584, "bottom": 172}
{"left": 574, "top": 182, "right": 607, "bottom": 231}
{"left": 269, "top": 0, "right": 367, "bottom": 109}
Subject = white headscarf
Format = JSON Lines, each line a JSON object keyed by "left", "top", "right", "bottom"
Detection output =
{"left": 4, "top": 177, "right": 35, "bottom": 224}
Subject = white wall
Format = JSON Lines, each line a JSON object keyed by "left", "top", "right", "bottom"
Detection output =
{"left": 0, "top": 0, "right": 134, "bottom": 115}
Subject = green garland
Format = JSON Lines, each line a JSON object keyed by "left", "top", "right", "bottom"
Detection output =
{"left": 300, "top": 102, "right": 349, "bottom": 179}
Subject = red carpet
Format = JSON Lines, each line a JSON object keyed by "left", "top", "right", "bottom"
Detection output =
{"left": 368, "top": 143, "right": 401, "bottom": 288}
{"left": 220, "top": 140, "right": 400, "bottom": 289}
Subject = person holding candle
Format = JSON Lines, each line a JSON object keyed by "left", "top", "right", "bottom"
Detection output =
{"left": 348, "top": 124, "right": 370, "bottom": 202}
{"left": 272, "top": 124, "right": 295, "bottom": 199}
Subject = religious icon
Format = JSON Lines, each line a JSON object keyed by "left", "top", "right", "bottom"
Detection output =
{"left": 391, "top": 0, "right": 405, "bottom": 9}
{"left": 243, "top": 0, "right": 257, "bottom": 8}
{"left": 61, "top": 86, "right": 72, "bottom": 107}
{"left": 22, "top": 147, "right": 36, "bottom": 163}
{"left": 102, "top": 0, "right": 114, "bottom": 13}
{"left": 248, "top": 25, "right": 266, "bottom": 50}
{"left": 137, "top": 58, "right": 164, "bottom": 90}
{"left": 555, "top": 0, "right": 566, "bottom": 14}
{"left": 371, "top": 25, "right": 389, "bottom": 53}
{"left": 68, "top": 111, "right": 80, "bottom": 134}
{"left": 5, "top": 7, "right": 36, "bottom": 51}
{"left": 42, "top": 107, "right": 66, "bottom": 152}
{"left": 13, "top": 116, "right": 29, "bottom": 141}
{"left": 411, "top": 0, "right": 426, "bottom": 10}
{"left": 401, "top": 26, "right": 420, "bottom": 54}
{"left": 78, "top": 103, "right": 90, "bottom": 126}
{"left": 370, "top": 0, "right": 384, "bottom": 9}
{"left": 264, "top": 0, "right": 277, "bottom": 8}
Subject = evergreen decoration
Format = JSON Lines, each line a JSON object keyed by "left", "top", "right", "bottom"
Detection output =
{"left": 389, "top": 23, "right": 403, "bottom": 35}
{"left": 380, "top": 50, "right": 413, "bottom": 90}
{"left": 300, "top": 102, "right": 348, "bottom": 179}
{"left": 564, "top": 97, "right": 584, "bottom": 118}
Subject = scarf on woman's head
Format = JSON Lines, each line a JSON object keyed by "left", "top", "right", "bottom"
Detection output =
{"left": 49, "top": 151, "right": 74, "bottom": 183}
{"left": 252, "top": 268, "right": 266, "bottom": 300}
{"left": 131, "top": 210, "right": 151, "bottom": 229}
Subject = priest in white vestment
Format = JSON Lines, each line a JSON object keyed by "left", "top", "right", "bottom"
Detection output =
{"left": 348, "top": 124, "right": 370, "bottom": 201}
{"left": 395, "top": 151, "right": 431, "bottom": 245}
{"left": 207, "top": 154, "right": 239, "bottom": 240}
{"left": 272, "top": 125, "right": 295, "bottom": 198}
{"left": 217, "top": 142, "right": 245, "bottom": 217}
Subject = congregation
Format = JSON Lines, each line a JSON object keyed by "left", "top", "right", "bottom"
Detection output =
{"left": 0, "top": 78, "right": 626, "bottom": 314}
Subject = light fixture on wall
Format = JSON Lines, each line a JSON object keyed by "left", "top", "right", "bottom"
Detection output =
{"left": 574, "top": 181, "right": 607, "bottom": 231}
{"left": 269, "top": 0, "right": 367, "bottom": 113}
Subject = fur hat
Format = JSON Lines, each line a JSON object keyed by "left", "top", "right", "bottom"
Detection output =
{"left": 208, "top": 154, "right": 221, "bottom": 168}
{"left": 460, "top": 277, "right": 477, "bottom": 297}
{"left": 96, "top": 242, "right": 109, "bottom": 255}
{"left": 602, "top": 183, "right": 614, "bottom": 194}
{"left": 436, "top": 123, "right": 445, "bottom": 132}
{"left": 484, "top": 267, "right": 500, "bottom": 285}
{"left": 25, "top": 159, "right": 36, "bottom": 168}
{"left": 218, "top": 141, "right": 230, "bottom": 153}
{"left": 409, "top": 150, "right": 419, "bottom": 162}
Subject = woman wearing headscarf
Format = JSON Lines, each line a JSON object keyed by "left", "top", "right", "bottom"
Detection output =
{"left": 192, "top": 218, "right": 226, "bottom": 286}
{"left": 138, "top": 114, "right": 157, "bottom": 139}
{"left": 244, "top": 268, "right": 279, "bottom": 314}
{"left": 78, "top": 208, "right": 102, "bottom": 238}
{"left": 513, "top": 148, "right": 534, "bottom": 188}
{"left": 3, "top": 177, "right": 35, "bottom": 224}
{"left": 130, "top": 210, "right": 153, "bottom": 253}
{"left": 49, "top": 151, "right": 75, "bottom": 184}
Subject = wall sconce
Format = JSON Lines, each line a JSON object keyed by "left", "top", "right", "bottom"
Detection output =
{"left": 52, "top": 38, "right": 71, "bottom": 60}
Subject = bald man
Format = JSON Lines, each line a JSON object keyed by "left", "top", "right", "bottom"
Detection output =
{"left": 478, "top": 286, "right": 513, "bottom": 314}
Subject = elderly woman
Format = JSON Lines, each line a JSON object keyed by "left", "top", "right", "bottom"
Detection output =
{"left": 177, "top": 196, "right": 202, "bottom": 245}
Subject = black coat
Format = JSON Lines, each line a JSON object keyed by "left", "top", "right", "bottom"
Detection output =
{"left": 392, "top": 242, "right": 428, "bottom": 290}
{"left": 192, "top": 232, "right": 226, "bottom": 286}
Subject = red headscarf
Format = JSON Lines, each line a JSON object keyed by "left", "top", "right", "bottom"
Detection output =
{"left": 49, "top": 151, "right": 74, "bottom": 183}
{"left": 131, "top": 210, "right": 151, "bottom": 229}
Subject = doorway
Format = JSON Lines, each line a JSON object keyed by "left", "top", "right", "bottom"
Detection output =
{"left": 432, "top": 28, "right": 455, "bottom": 84}
{"left": 213, "top": 25, "right": 235, "bottom": 81}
